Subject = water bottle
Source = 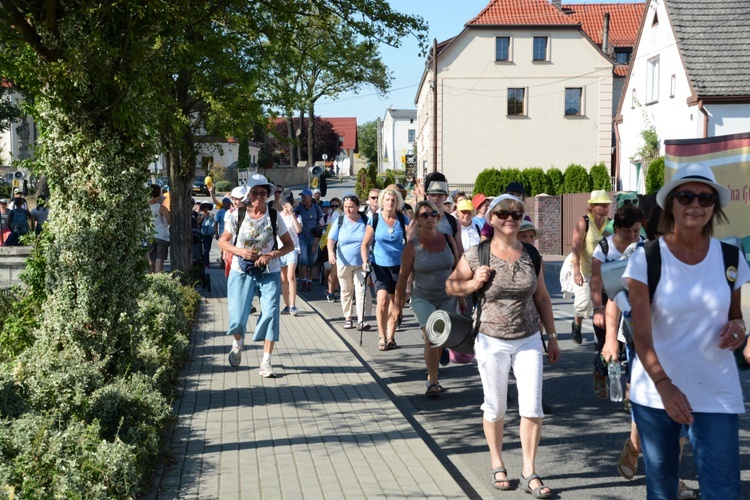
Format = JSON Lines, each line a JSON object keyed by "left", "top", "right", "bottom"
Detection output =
{"left": 609, "top": 360, "right": 623, "bottom": 402}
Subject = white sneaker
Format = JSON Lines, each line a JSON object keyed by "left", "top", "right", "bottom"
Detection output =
{"left": 259, "top": 361, "right": 276, "bottom": 378}
{"left": 228, "top": 342, "right": 243, "bottom": 367}
{"left": 289, "top": 306, "right": 298, "bottom": 316}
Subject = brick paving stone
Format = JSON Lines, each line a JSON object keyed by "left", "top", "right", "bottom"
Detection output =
{"left": 147, "top": 269, "right": 468, "bottom": 499}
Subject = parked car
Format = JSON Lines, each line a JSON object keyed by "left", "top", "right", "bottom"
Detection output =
{"left": 193, "top": 176, "right": 209, "bottom": 195}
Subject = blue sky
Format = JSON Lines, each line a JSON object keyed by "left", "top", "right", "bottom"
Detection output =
{"left": 315, "top": 0, "right": 639, "bottom": 125}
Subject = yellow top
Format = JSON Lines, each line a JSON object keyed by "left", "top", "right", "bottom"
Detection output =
{"left": 580, "top": 214, "right": 609, "bottom": 277}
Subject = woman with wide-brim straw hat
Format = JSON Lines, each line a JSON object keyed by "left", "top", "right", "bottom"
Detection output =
{"left": 623, "top": 163, "right": 749, "bottom": 499}
{"left": 570, "top": 189, "right": 612, "bottom": 345}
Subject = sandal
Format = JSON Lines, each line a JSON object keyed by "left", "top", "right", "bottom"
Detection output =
{"left": 378, "top": 338, "right": 387, "bottom": 351}
{"left": 343, "top": 319, "right": 353, "bottom": 329}
{"left": 594, "top": 368, "right": 608, "bottom": 399}
{"left": 490, "top": 467, "right": 510, "bottom": 490}
{"left": 386, "top": 339, "right": 399, "bottom": 350}
{"left": 520, "top": 473, "right": 552, "bottom": 499}
{"left": 425, "top": 383, "right": 441, "bottom": 398}
{"left": 617, "top": 438, "right": 639, "bottom": 480}
{"left": 678, "top": 480, "right": 696, "bottom": 499}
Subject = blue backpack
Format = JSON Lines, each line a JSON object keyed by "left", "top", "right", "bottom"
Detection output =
{"left": 200, "top": 214, "right": 215, "bottom": 236}
{"left": 9, "top": 208, "right": 29, "bottom": 235}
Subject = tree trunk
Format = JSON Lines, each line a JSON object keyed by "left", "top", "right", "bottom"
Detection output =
{"left": 286, "top": 114, "right": 296, "bottom": 168}
{"left": 307, "top": 101, "right": 315, "bottom": 169}
{"left": 298, "top": 109, "right": 304, "bottom": 166}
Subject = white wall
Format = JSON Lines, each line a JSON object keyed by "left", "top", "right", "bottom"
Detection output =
{"left": 381, "top": 110, "right": 416, "bottom": 172}
{"left": 416, "top": 27, "right": 613, "bottom": 184}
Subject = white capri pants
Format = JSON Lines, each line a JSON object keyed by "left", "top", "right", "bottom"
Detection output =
{"left": 573, "top": 278, "right": 592, "bottom": 319}
{"left": 475, "top": 332, "right": 544, "bottom": 422}
{"left": 337, "top": 261, "right": 372, "bottom": 324}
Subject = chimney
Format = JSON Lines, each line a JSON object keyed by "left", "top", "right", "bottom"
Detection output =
{"left": 551, "top": 0, "right": 562, "bottom": 7}
{"left": 602, "top": 13, "right": 611, "bottom": 54}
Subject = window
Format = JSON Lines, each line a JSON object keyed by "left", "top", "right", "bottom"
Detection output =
{"left": 615, "top": 50, "right": 631, "bottom": 64}
{"left": 507, "top": 88, "right": 526, "bottom": 116}
{"left": 670, "top": 74, "right": 676, "bottom": 98}
{"left": 533, "top": 36, "right": 548, "bottom": 61}
{"left": 408, "top": 129, "right": 415, "bottom": 142}
{"left": 565, "top": 88, "right": 583, "bottom": 115}
{"left": 646, "top": 56, "right": 660, "bottom": 104}
{"left": 496, "top": 37, "right": 510, "bottom": 61}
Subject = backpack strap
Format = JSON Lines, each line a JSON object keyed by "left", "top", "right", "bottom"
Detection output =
{"left": 232, "top": 207, "right": 247, "bottom": 247}
{"left": 269, "top": 207, "right": 278, "bottom": 250}
{"left": 720, "top": 241, "right": 739, "bottom": 292}
{"left": 397, "top": 212, "right": 407, "bottom": 244}
{"left": 598, "top": 238, "right": 610, "bottom": 260}
{"left": 583, "top": 214, "right": 590, "bottom": 234}
{"left": 447, "top": 213, "right": 458, "bottom": 238}
{"left": 473, "top": 239, "right": 492, "bottom": 337}
{"left": 644, "top": 239, "right": 661, "bottom": 303}
{"left": 520, "top": 241, "right": 541, "bottom": 277}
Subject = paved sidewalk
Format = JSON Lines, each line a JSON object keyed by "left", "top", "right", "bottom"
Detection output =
{"left": 146, "top": 269, "right": 468, "bottom": 499}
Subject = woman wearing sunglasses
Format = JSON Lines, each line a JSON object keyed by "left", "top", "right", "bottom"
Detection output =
{"left": 327, "top": 195, "right": 371, "bottom": 330}
{"left": 446, "top": 194, "right": 559, "bottom": 497}
{"left": 392, "top": 201, "right": 459, "bottom": 398}
{"left": 623, "top": 163, "right": 749, "bottom": 499}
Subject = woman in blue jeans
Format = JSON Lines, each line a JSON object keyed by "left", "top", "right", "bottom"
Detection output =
{"left": 623, "top": 163, "right": 750, "bottom": 499}
{"left": 218, "top": 174, "right": 294, "bottom": 378}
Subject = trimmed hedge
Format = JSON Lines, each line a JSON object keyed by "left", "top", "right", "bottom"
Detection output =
{"left": 590, "top": 163, "right": 611, "bottom": 191}
{"left": 645, "top": 157, "right": 665, "bottom": 194}
{"left": 562, "top": 164, "right": 592, "bottom": 194}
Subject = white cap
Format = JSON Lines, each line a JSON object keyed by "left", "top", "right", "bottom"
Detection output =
{"left": 230, "top": 186, "right": 247, "bottom": 199}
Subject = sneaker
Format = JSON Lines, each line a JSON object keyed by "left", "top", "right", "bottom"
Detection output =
{"left": 228, "top": 342, "right": 243, "bottom": 367}
{"left": 571, "top": 320, "right": 583, "bottom": 344}
{"left": 439, "top": 347, "right": 450, "bottom": 367}
{"left": 259, "top": 361, "right": 276, "bottom": 378}
{"left": 289, "top": 306, "right": 298, "bottom": 316}
{"left": 357, "top": 322, "right": 371, "bottom": 331}
{"left": 280, "top": 306, "right": 290, "bottom": 315}
{"left": 326, "top": 293, "right": 336, "bottom": 302}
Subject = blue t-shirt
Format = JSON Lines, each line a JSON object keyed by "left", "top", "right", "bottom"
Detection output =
{"left": 368, "top": 213, "right": 410, "bottom": 267}
{"left": 328, "top": 214, "right": 367, "bottom": 267}
{"left": 215, "top": 208, "right": 228, "bottom": 236}
{"left": 295, "top": 203, "right": 323, "bottom": 240}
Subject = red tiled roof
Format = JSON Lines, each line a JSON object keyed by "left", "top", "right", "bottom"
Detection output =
{"left": 614, "top": 65, "right": 629, "bottom": 77}
{"left": 563, "top": 3, "right": 645, "bottom": 48}
{"left": 323, "top": 117, "right": 357, "bottom": 150}
{"left": 468, "top": 0, "right": 578, "bottom": 26}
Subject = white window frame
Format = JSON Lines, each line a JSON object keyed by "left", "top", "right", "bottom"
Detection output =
{"left": 564, "top": 87, "right": 585, "bottom": 116}
{"left": 646, "top": 56, "right": 660, "bottom": 104}
{"left": 532, "top": 36, "right": 550, "bottom": 62}
{"left": 407, "top": 129, "right": 415, "bottom": 142}
{"left": 495, "top": 36, "right": 512, "bottom": 62}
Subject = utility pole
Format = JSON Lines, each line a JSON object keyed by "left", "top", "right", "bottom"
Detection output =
{"left": 432, "top": 38, "right": 438, "bottom": 173}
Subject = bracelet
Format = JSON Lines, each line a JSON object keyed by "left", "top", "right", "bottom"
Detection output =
{"left": 654, "top": 377, "right": 671, "bottom": 387}
{"left": 547, "top": 333, "right": 558, "bottom": 339}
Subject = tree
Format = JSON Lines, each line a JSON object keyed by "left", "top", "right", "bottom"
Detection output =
{"left": 547, "top": 168, "right": 564, "bottom": 195}
{"left": 645, "top": 156, "right": 665, "bottom": 194}
{"left": 358, "top": 120, "right": 378, "bottom": 165}
{"left": 562, "top": 164, "right": 592, "bottom": 194}
{"left": 267, "top": 116, "right": 340, "bottom": 165}
{"left": 590, "top": 163, "right": 611, "bottom": 191}
{"left": 0, "top": 84, "right": 21, "bottom": 135}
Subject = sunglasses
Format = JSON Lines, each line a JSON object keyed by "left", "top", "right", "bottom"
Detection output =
{"left": 620, "top": 198, "right": 638, "bottom": 206}
{"left": 419, "top": 210, "right": 439, "bottom": 219}
{"left": 369, "top": 196, "right": 379, "bottom": 200}
{"left": 275, "top": 191, "right": 282, "bottom": 195}
{"left": 673, "top": 191, "right": 718, "bottom": 207}
{"left": 493, "top": 210, "right": 524, "bottom": 221}
{"left": 331, "top": 204, "right": 340, "bottom": 209}
{"left": 249, "top": 190, "right": 268, "bottom": 197}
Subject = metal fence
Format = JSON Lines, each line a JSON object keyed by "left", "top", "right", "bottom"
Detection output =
{"left": 448, "top": 183, "right": 475, "bottom": 196}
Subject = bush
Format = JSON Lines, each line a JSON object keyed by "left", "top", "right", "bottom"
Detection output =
{"left": 214, "top": 180, "right": 232, "bottom": 193}
{"left": 522, "top": 168, "right": 552, "bottom": 196}
{"left": 645, "top": 157, "right": 665, "bottom": 194}
{"left": 562, "top": 164, "right": 592, "bottom": 194}
{"left": 590, "top": 163, "right": 611, "bottom": 191}
{"left": 473, "top": 168, "right": 504, "bottom": 196}
{"left": 547, "top": 168, "right": 564, "bottom": 195}
{"left": 383, "top": 171, "right": 396, "bottom": 189}
{"left": 355, "top": 168, "right": 375, "bottom": 200}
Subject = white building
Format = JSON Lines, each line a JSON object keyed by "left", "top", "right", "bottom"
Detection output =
{"left": 415, "top": 0, "right": 643, "bottom": 183}
{"left": 380, "top": 107, "right": 417, "bottom": 173}
{"left": 615, "top": 0, "right": 750, "bottom": 192}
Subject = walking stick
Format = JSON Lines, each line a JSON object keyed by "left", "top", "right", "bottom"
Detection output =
{"left": 358, "top": 264, "right": 372, "bottom": 346}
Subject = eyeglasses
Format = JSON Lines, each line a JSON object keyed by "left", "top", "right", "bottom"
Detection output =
{"left": 331, "top": 204, "right": 340, "bottom": 209}
{"left": 620, "top": 198, "right": 639, "bottom": 206}
{"left": 343, "top": 196, "right": 359, "bottom": 203}
{"left": 249, "top": 190, "right": 268, "bottom": 197}
{"left": 673, "top": 191, "right": 718, "bottom": 207}
{"left": 275, "top": 191, "right": 282, "bottom": 195}
{"left": 493, "top": 210, "right": 524, "bottom": 221}
{"left": 419, "top": 211, "right": 439, "bottom": 219}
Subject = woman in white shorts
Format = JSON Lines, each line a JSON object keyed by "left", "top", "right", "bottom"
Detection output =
{"left": 279, "top": 190, "right": 301, "bottom": 316}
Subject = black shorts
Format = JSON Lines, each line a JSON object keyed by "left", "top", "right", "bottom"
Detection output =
{"left": 371, "top": 263, "right": 400, "bottom": 295}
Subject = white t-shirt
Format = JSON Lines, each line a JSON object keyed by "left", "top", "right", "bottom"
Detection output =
{"left": 226, "top": 209, "right": 288, "bottom": 274}
{"left": 460, "top": 222, "right": 480, "bottom": 251}
{"left": 622, "top": 238, "right": 750, "bottom": 413}
{"left": 280, "top": 212, "right": 301, "bottom": 251}
{"left": 591, "top": 235, "right": 624, "bottom": 263}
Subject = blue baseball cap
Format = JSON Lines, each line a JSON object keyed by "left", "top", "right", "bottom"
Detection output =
{"left": 301, "top": 189, "right": 313, "bottom": 197}
{"left": 322, "top": 201, "right": 331, "bottom": 207}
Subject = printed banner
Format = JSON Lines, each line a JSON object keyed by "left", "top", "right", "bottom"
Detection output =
{"left": 665, "top": 132, "right": 750, "bottom": 254}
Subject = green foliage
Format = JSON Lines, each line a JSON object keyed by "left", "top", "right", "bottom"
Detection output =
{"left": 562, "top": 164, "right": 592, "bottom": 194}
{"left": 215, "top": 180, "right": 232, "bottom": 193}
{"left": 474, "top": 168, "right": 504, "bottom": 196}
{"left": 356, "top": 167, "right": 377, "bottom": 199}
{"left": 383, "top": 171, "right": 396, "bottom": 188}
{"left": 357, "top": 120, "right": 378, "bottom": 165}
{"left": 547, "top": 168, "right": 564, "bottom": 195}
{"left": 590, "top": 163, "right": 612, "bottom": 191}
{"left": 522, "top": 168, "right": 552, "bottom": 196}
{"left": 635, "top": 125, "right": 660, "bottom": 163}
{"left": 646, "top": 157, "right": 665, "bottom": 195}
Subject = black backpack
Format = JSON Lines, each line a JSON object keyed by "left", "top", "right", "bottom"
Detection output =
{"left": 371, "top": 212, "right": 407, "bottom": 248}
